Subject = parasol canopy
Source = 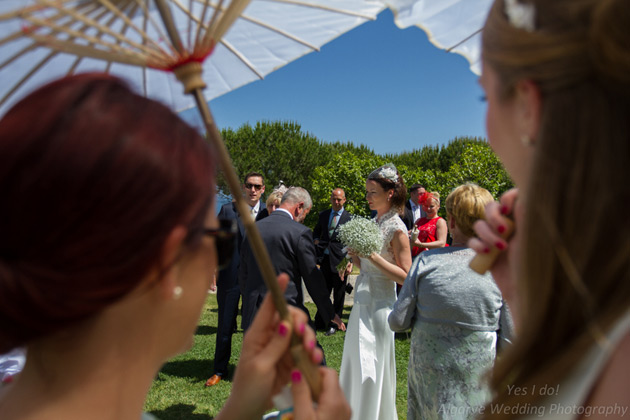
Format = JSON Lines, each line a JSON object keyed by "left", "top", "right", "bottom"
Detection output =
{"left": 381, "top": 0, "right": 493, "bottom": 74}
{"left": 0, "top": 0, "right": 385, "bottom": 116}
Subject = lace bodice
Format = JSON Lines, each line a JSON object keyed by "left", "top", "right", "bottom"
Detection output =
{"left": 356, "top": 209, "right": 407, "bottom": 301}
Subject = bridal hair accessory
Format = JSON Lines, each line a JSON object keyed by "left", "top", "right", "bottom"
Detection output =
{"left": 173, "top": 286, "right": 183, "bottom": 300}
{"left": 368, "top": 163, "right": 399, "bottom": 183}
{"left": 505, "top": 0, "right": 536, "bottom": 32}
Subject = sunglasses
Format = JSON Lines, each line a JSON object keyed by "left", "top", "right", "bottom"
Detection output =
{"left": 203, "top": 218, "right": 237, "bottom": 269}
{"left": 244, "top": 182, "right": 263, "bottom": 191}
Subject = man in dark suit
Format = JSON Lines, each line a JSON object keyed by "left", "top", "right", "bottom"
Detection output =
{"left": 313, "top": 188, "right": 353, "bottom": 336}
{"left": 238, "top": 187, "right": 342, "bottom": 338}
{"left": 402, "top": 183, "right": 427, "bottom": 230}
{"left": 205, "top": 172, "right": 267, "bottom": 387}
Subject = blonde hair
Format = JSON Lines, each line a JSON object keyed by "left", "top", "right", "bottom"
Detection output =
{"left": 266, "top": 191, "right": 283, "bottom": 210}
{"left": 445, "top": 184, "right": 494, "bottom": 238}
{"left": 482, "top": 0, "right": 630, "bottom": 417}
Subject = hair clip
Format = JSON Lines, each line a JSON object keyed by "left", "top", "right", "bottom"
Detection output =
{"left": 505, "top": 0, "right": 536, "bottom": 32}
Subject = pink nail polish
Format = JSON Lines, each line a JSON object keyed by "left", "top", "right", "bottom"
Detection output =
{"left": 298, "top": 323, "right": 306, "bottom": 335}
{"left": 291, "top": 370, "right": 302, "bottom": 383}
{"left": 278, "top": 323, "right": 288, "bottom": 337}
{"left": 500, "top": 205, "right": 509, "bottom": 215}
{"left": 483, "top": 247, "right": 491, "bottom": 254}
{"left": 308, "top": 340, "right": 316, "bottom": 350}
{"left": 498, "top": 225, "right": 506, "bottom": 234}
{"left": 496, "top": 242, "right": 506, "bottom": 251}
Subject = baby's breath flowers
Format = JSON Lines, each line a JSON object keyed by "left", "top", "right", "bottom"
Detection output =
{"left": 336, "top": 216, "right": 384, "bottom": 271}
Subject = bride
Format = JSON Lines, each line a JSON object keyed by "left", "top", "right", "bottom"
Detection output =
{"left": 339, "top": 163, "right": 412, "bottom": 420}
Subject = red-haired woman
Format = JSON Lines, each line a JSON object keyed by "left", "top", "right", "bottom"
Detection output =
{"left": 0, "top": 74, "right": 348, "bottom": 420}
{"left": 410, "top": 192, "right": 448, "bottom": 257}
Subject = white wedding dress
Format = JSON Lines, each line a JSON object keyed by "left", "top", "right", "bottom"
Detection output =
{"left": 339, "top": 209, "right": 406, "bottom": 420}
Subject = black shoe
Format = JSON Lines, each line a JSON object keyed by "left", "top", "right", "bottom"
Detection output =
{"left": 324, "top": 326, "right": 337, "bottom": 336}
{"left": 345, "top": 282, "right": 354, "bottom": 294}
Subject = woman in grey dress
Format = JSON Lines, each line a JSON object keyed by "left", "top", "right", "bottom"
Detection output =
{"left": 389, "top": 183, "right": 513, "bottom": 420}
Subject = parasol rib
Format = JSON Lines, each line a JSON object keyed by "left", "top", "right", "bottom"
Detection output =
{"left": 201, "top": 0, "right": 250, "bottom": 49}
{"left": 446, "top": 27, "right": 482, "bottom": 52}
{"left": 0, "top": 50, "right": 56, "bottom": 109}
{"left": 93, "top": 0, "right": 168, "bottom": 53}
{"left": 176, "top": 0, "right": 319, "bottom": 52}
{"left": 220, "top": 38, "right": 265, "bottom": 79}
{"left": 29, "top": 2, "right": 168, "bottom": 62}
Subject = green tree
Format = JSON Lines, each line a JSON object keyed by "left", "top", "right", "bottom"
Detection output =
{"left": 311, "top": 152, "right": 386, "bottom": 220}
{"left": 218, "top": 121, "right": 331, "bottom": 196}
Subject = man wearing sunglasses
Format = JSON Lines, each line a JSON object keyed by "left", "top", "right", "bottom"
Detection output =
{"left": 206, "top": 172, "right": 267, "bottom": 387}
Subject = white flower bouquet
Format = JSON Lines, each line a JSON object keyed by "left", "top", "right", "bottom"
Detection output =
{"left": 336, "top": 216, "right": 383, "bottom": 271}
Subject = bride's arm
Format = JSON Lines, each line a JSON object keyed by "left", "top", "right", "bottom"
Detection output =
{"left": 368, "top": 230, "right": 411, "bottom": 285}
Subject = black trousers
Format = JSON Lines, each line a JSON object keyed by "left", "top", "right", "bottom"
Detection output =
{"left": 314, "top": 254, "right": 346, "bottom": 329}
{"left": 213, "top": 280, "right": 240, "bottom": 377}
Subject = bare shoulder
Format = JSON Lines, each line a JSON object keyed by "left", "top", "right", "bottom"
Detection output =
{"left": 581, "top": 331, "right": 630, "bottom": 419}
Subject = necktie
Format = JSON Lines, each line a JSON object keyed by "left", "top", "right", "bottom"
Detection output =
{"left": 329, "top": 212, "right": 339, "bottom": 236}
{"left": 250, "top": 207, "right": 256, "bottom": 220}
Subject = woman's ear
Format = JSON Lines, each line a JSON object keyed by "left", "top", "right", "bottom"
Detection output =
{"left": 156, "top": 226, "right": 188, "bottom": 300}
{"left": 514, "top": 79, "right": 542, "bottom": 143}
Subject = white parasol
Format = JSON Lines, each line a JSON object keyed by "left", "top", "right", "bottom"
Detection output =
{"left": 0, "top": 0, "right": 384, "bottom": 115}
{"left": 0, "top": 0, "right": 384, "bottom": 395}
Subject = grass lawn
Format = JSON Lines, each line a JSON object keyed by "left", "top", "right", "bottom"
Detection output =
{"left": 144, "top": 293, "right": 411, "bottom": 419}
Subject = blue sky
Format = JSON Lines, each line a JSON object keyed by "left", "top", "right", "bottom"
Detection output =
{"left": 182, "top": 9, "right": 487, "bottom": 156}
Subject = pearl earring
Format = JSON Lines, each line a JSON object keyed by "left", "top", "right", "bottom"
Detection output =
{"left": 173, "top": 286, "right": 183, "bottom": 300}
{"left": 521, "top": 135, "right": 534, "bottom": 147}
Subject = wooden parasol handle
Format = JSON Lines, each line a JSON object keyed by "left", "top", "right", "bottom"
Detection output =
{"left": 155, "top": 0, "right": 321, "bottom": 398}
{"left": 469, "top": 216, "right": 514, "bottom": 275}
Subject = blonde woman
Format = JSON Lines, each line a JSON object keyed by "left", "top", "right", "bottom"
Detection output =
{"left": 411, "top": 192, "right": 448, "bottom": 256}
{"left": 390, "top": 183, "right": 512, "bottom": 419}
{"left": 469, "top": 0, "right": 630, "bottom": 418}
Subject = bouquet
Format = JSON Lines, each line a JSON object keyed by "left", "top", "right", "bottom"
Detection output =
{"left": 336, "top": 216, "right": 384, "bottom": 272}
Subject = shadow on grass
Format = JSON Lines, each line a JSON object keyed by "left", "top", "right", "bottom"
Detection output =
{"left": 158, "top": 359, "right": 239, "bottom": 382}
{"left": 159, "top": 359, "right": 214, "bottom": 382}
{"left": 149, "top": 403, "right": 213, "bottom": 420}
{"left": 395, "top": 331, "right": 411, "bottom": 341}
{"left": 195, "top": 325, "right": 218, "bottom": 335}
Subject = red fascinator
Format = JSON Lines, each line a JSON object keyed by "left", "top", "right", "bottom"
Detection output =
{"left": 419, "top": 192, "right": 433, "bottom": 205}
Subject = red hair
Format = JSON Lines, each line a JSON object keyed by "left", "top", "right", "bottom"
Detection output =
{"left": 0, "top": 74, "right": 215, "bottom": 353}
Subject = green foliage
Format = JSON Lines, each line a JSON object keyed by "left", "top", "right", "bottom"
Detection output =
{"left": 216, "top": 121, "right": 512, "bottom": 223}
{"left": 219, "top": 120, "right": 330, "bottom": 196}
{"left": 311, "top": 152, "right": 386, "bottom": 219}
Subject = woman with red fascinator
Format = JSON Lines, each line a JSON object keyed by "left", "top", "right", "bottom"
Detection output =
{"left": 410, "top": 192, "right": 448, "bottom": 257}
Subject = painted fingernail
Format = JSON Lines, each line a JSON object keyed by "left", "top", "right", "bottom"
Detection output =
{"left": 298, "top": 323, "right": 306, "bottom": 335}
{"left": 313, "top": 351, "right": 323, "bottom": 364}
{"left": 495, "top": 242, "right": 506, "bottom": 251}
{"left": 291, "top": 369, "right": 302, "bottom": 383}
{"left": 483, "top": 247, "right": 491, "bottom": 254}
{"left": 278, "top": 323, "right": 289, "bottom": 337}
{"left": 308, "top": 340, "right": 316, "bottom": 350}
{"left": 498, "top": 225, "right": 506, "bottom": 234}
{"left": 500, "top": 205, "right": 510, "bottom": 215}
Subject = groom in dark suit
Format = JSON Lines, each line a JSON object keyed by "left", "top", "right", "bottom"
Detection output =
{"left": 313, "top": 188, "right": 353, "bottom": 336}
{"left": 205, "top": 172, "right": 267, "bottom": 387}
{"left": 238, "top": 187, "right": 341, "bottom": 337}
